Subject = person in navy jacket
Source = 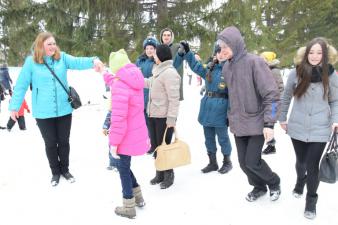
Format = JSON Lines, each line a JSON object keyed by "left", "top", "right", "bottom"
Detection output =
{"left": 9, "top": 32, "right": 103, "bottom": 186}
{"left": 135, "top": 37, "right": 157, "bottom": 154}
{"left": 174, "top": 41, "right": 233, "bottom": 174}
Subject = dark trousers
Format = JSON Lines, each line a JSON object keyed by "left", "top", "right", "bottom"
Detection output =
{"left": 148, "top": 117, "right": 174, "bottom": 154}
{"left": 291, "top": 138, "right": 326, "bottom": 196}
{"left": 235, "top": 135, "right": 280, "bottom": 190}
{"left": 36, "top": 114, "right": 72, "bottom": 175}
{"left": 203, "top": 126, "right": 232, "bottom": 156}
{"left": 148, "top": 117, "right": 174, "bottom": 172}
{"left": 7, "top": 116, "right": 26, "bottom": 130}
{"left": 115, "top": 155, "right": 139, "bottom": 199}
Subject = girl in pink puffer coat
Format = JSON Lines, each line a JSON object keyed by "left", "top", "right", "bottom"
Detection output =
{"left": 102, "top": 49, "right": 150, "bottom": 219}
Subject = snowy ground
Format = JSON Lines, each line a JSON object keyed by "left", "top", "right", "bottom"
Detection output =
{"left": 0, "top": 67, "right": 337, "bottom": 225}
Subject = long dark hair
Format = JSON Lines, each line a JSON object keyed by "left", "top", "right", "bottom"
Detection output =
{"left": 294, "top": 37, "right": 329, "bottom": 99}
{"left": 206, "top": 56, "right": 218, "bottom": 83}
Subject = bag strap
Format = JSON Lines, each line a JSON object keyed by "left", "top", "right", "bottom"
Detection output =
{"left": 43, "top": 61, "right": 70, "bottom": 96}
{"left": 325, "top": 131, "right": 338, "bottom": 154}
{"left": 160, "top": 127, "right": 178, "bottom": 146}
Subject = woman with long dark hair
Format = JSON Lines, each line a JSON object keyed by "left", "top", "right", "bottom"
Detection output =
{"left": 279, "top": 37, "right": 338, "bottom": 219}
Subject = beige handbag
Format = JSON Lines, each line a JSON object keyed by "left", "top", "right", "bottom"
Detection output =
{"left": 155, "top": 127, "right": 191, "bottom": 171}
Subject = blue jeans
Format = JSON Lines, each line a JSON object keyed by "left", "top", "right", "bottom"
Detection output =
{"left": 203, "top": 126, "right": 232, "bottom": 156}
{"left": 115, "top": 154, "right": 139, "bottom": 199}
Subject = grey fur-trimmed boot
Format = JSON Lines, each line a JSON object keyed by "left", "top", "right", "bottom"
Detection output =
{"left": 133, "top": 186, "right": 145, "bottom": 207}
{"left": 115, "top": 197, "right": 136, "bottom": 219}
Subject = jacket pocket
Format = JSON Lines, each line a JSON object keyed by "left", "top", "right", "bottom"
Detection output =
{"left": 151, "top": 99, "right": 166, "bottom": 116}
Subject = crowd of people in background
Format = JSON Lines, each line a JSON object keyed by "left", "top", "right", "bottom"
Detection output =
{"left": 1, "top": 26, "right": 337, "bottom": 220}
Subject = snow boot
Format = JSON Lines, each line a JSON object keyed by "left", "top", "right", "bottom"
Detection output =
{"left": 292, "top": 175, "right": 307, "bottom": 198}
{"left": 132, "top": 186, "right": 145, "bottom": 207}
{"left": 62, "top": 172, "right": 75, "bottom": 183}
{"left": 51, "top": 174, "right": 60, "bottom": 186}
{"left": 150, "top": 171, "right": 164, "bottom": 185}
{"left": 218, "top": 155, "right": 233, "bottom": 174}
{"left": 201, "top": 153, "right": 218, "bottom": 173}
{"left": 262, "top": 145, "right": 276, "bottom": 155}
{"left": 269, "top": 185, "right": 281, "bottom": 201}
{"left": 246, "top": 187, "right": 267, "bottom": 202}
{"left": 115, "top": 197, "right": 136, "bottom": 219}
{"left": 160, "top": 169, "right": 174, "bottom": 189}
{"left": 304, "top": 194, "right": 318, "bottom": 219}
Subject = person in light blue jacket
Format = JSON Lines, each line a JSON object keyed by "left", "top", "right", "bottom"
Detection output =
{"left": 9, "top": 32, "right": 103, "bottom": 186}
{"left": 174, "top": 41, "right": 232, "bottom": 174}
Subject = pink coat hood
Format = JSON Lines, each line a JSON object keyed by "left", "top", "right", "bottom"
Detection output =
{"left": 104, "top": 63, "right": 150, "bottom": 156}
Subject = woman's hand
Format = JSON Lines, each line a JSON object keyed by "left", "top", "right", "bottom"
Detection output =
{"left": 93, "top": 59, "right": 104, "bottom": 72}
{"left": 10, "top": 111, "right": 19, "bottom": 122}
{"left": 332, "top": 123, "right": 338, "bottom": 132}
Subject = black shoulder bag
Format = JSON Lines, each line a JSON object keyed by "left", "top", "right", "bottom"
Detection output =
{"left": 319, "top": 131, "right": 338, "bottom": 183}
{"left": 44, "top": 61, "right": 82, "bottom": 109}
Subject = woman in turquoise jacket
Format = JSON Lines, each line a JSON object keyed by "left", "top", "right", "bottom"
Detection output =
{"left": 174, "top": 42, "right": 232, "bottom": 174}
{"left": 9, "top": 32, "right": 103, "bottom": 186}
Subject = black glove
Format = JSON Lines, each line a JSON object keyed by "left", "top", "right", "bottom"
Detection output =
{"left": 178, "top": 40, "right": 190, "bottom": 56}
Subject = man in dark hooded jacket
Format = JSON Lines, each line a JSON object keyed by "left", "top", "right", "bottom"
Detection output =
{"left": 218, "top": 26, "right": 281, "bottom": 202}
{"left": 159, "top": 28, "right": 184, "bottom": 101}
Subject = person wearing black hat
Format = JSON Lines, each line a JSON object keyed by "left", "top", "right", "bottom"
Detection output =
{"left": 136, "top": 37, "right": 158, "bottom": 154}
{"left": 144, "top": 44, "right": 181, "bottom": 189}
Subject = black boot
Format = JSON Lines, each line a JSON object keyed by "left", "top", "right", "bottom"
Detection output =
{"left": 160, "top": 169, "right": 174, "bottom": 189}
{"left": 304, "top": 194, "right": 318, "bottom": 219}
{"left": 262, "top": 145, "right": 276, "bottom": 155}
{"left": 218, "top": 155, "right": 233, "bottom": 174}
{"left": 201, "top": 153, "right": 218, "bottom": 173}
{"left": 150, "top": 171, "right": 164, "bottom": 185}
{"left": 51, "top": 174, "right": 60, "bottom": 186}
{"left": 292, "top": 175, "right": 307, "bottom": 198}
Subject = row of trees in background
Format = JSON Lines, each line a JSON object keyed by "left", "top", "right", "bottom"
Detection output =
{"left": 0, "top": 0, "right": 337, "bottom": 68}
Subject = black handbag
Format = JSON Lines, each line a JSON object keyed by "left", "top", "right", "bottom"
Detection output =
{"left": 44, "top": 61, "right": 82, "bottom": 109}
{"left": 319, "top": 132, "right": 338, "bottom": 184}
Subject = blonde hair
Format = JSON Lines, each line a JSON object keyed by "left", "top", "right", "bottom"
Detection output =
{"left": 33, "top": 32, "right": 60, "bottom": 64}
{"left": 294, "top": 44, "right": 338, "bottom": 66}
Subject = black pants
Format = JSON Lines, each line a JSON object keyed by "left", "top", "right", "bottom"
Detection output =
{"left": 235, "top": 135, "right": 280, "bottom": 191}
{"left": 36, "top": 114, "right": 72, "bottom": 175}
{"left": 291, "top": 138, "right": 326, "bottom": 196}
{"left": 148, "top": 117, "right": 174, "bottom": 173}
{"left": 148, "top": 117, "right": 174, "bottom": 155}
{"left": 7, "top": 116, "right": 26, "bottom": 130}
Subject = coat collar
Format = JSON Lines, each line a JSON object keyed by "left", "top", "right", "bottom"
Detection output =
{"left": 152, "top": 60, "right": 173, "bottom": 77}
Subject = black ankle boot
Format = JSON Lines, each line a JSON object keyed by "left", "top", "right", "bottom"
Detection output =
{"left": 304, "top": 194, "right": 318, "bottom": 219}
{"left": 51, "top": 174, "right": 60, "bottom": 186}
{"left": 201, "top": 153, "right": 218, "bottom": 173}
{"left": 150, "top": 171, "right": 164, "bottom": 185}
{"left": 160, "top": 169, "right": 174, "bottom": 189}
{"left": 218, "top": 155, "right": 233, "bottom": 174}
